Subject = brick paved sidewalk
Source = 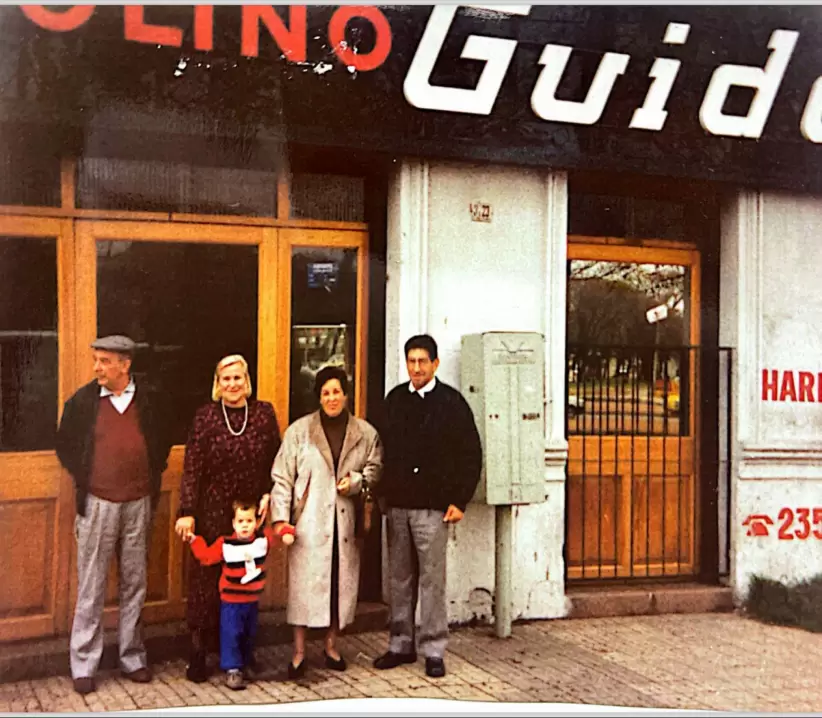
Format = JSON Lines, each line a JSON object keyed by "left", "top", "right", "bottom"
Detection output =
{"left": 1, "top": 612, "right": 819, "bottom": 713}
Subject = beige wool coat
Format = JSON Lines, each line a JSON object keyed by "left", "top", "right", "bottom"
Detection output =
{"left": 270, "top": 411, "right": 382, "bottom": 629}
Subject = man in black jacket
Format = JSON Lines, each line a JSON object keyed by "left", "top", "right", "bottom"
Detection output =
{"left": 56, "top": 335, "right": 172, "bottom": 695}
{"left": 373, "top": 334, "right": 482, "bottom": 678}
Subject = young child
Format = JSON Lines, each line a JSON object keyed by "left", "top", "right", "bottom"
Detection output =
{"left": 188, "top": 499, "right": 294, "bottom": 690}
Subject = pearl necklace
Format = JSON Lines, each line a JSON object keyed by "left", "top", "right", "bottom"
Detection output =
{"left": 221, "top": 399, "right": 248, "bottom": 437}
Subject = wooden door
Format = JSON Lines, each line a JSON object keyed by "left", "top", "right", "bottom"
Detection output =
{"left": 0, "top": 216, "right": 76, "bottom": 641}
{"left": 71, "top": 220, "right": 286, "bottom": 626}
{"left": 565, "top": 243, "right": 701, "bottom": 580}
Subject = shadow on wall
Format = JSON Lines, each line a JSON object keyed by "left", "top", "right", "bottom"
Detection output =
{"left": 744, "top": 574, "right": 822, "bottom": 633}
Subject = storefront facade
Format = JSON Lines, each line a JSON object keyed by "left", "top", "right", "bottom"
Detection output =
{"left": 2, "top": 5, "right": 822, "bottom": 642}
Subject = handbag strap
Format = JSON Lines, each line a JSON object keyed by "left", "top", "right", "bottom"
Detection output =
{"left": 291, "top": 474, "right": 311, "bottom": 526}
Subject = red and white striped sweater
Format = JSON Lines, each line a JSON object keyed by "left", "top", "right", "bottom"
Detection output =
{"left": 189, "top": 526, "right": 276, "bottom": 604}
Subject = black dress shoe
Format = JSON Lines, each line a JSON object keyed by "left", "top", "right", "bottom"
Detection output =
{"left": 73, "top": 677, "right": 96, "bottom": 695}
{"left": 323, "top": 650, "right": 347, "bottom": 671}
{"left": 425, "top": 657, "right": 446, "bottom": 678}
{"left": 287, "top": 658, "right": 306, "bottom": 679}
{"left": 186, "top": 651, "right": 209, "bottom": 683}
{"left": 373, "top": 650, "right": 418, "bottom": 670}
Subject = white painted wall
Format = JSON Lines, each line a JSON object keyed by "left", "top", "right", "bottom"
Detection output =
{"left": 721, "top": 190, "right": 822, "bottom": 601}
{"left": 384, "top": 160, "right": 570, "bottom": 625}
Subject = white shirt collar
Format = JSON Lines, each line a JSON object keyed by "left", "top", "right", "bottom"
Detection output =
{"left": 100, "top": 377, "right": 135, "bottom": 398}
{"left": 100, "top": 378, "right": 136, "bottom": 415}
{"left": 408, "top": 376, "right": 437, "bottom": 397}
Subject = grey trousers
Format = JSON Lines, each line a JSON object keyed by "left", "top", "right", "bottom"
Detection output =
{"left": 70, "top": 494, "right": 152, "bottom": 679}
{"left": 386, "top": 507, "right": 449, "bottom": 659}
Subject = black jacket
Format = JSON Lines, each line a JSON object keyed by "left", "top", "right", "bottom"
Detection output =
{"left": 375, "top": 380, "right": 482, "bottom": 512}
{"left": 55, "top": 379, "right": 173, "bottom": 516}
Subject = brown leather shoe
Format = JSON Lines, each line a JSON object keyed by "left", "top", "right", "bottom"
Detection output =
{"left": 122, "top": 667, "right": 152, "bottom": 683}
{"left": 73, "top": 677, "right": 96, "bottom": 695}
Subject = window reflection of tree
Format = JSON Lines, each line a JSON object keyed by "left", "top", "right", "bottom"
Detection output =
{"left": 567, "top": 260, "right": 690, "bottom": 437}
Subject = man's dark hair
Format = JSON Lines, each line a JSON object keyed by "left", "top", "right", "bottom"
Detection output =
{"left": 404, "top": 334, "right": 438, "bottom": 362}
{"left": 232, "top": 499, "right": 257, "bottom": 517}
{"left": 314, "top": 365, "right": 350, "bottom": 399}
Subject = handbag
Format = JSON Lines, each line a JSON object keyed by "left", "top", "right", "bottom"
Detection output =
{"left": 354, "top": 480, "right": 377, "bottom": 539}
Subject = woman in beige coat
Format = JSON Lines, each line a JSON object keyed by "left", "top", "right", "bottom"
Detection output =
{"left": 270, "top": 365, "right": 382, "bottom": 678}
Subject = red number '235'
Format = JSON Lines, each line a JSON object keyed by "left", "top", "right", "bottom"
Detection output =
{"left": 777, "top": 507, "right": 822, "bottom": 540}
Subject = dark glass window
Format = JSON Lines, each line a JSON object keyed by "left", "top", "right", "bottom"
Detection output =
{"left": 569, "top": 194, "right": 627, "bottom": 237}
{"left": 569, "top": 194, "right": 686, "bottom": 241}
{"left": 97, "top": 241, "right": 258, "bottom": 445}
{"left": 78, "top": 158, "right": 278, "bottom": 217}
{"left": 0, "top": 142, "right": 60, "bottom": 207}
{"left": 290, "top": 174, "right": 365, "bottom": 222}
{"left": 0, "top": 236, "right": 58, "bottom": 451}
{"left": 289, "top": 247, "right": 358, "bottom": 423}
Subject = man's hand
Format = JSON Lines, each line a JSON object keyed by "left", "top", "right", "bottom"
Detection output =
{"left": 175, "top": 516, "right": 195, "bottom": 541}
{"left": 443, "top": 505, "right": 464, "bottom": 523}
{"left": 336, "top": 476, "right": 351, "bottom": 497}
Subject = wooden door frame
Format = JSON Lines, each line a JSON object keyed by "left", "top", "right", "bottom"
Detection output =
{"left": 566, "top": 237, "right": 702, "bottom": 580}
{"left": 0, "top": 215, "right": 75, "bottom": 640}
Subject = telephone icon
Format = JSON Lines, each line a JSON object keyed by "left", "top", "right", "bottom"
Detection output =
{"left": 743, "top": 514, "right": 773, "bottom": 537}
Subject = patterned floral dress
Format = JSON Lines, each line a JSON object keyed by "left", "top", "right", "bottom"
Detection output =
{"left": 178, "top": 399, "right": 281, "bottom": 641}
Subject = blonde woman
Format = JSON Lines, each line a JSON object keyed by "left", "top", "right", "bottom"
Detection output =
{"left": 174, "top": 354, "right": 281, "bottom": 683}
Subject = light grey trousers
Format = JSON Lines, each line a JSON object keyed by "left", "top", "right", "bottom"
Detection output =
{"left": 386, "top": 507, "right": 449, "bottom": 659}
{"left": 70, "top": 494, "right": 152, "bottom": 679}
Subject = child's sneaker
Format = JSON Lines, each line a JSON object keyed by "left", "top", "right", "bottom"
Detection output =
{"left": 225, "top": 669, "right": 246, "bottom": 691}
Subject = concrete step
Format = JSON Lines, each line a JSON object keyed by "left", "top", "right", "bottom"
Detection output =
{"left": 566, "top": 582, "right": 735, "bottom": 619}
{"left": 0, "top": 602, "right": 388, "bottom": 685}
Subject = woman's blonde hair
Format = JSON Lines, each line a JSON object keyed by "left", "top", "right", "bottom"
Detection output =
{"left": 212, "top": 354, "right": 253, "bottom": 402}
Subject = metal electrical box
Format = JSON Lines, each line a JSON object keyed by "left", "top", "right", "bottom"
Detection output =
{"left": 461, "top": 332, "right": 546, "bottom": 506}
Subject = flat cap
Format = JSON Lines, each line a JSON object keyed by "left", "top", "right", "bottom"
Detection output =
{"left": 91, "top": 335, "right": 136, "bottom": 354}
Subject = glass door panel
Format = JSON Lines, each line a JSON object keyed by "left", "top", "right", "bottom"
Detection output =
{"left": 0, "top": 235, "right": 58, "bottom": 452}
{"left": 96, "top": 239, "right": 259, "bottom": 445}
{"left": 289, "top": 246, "right": 358, "bottom": 424}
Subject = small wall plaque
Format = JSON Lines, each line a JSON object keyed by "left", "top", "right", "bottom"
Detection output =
{"left": 470, "top": 201, "right": 492, "bottom": 223}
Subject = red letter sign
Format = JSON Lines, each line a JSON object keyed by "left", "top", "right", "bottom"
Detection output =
{"left": 194, "top": 5, "right": 213, "bottom": 52}
{"left": 779, "top": 370, "right": 798, "bottom": 402}
{"left": 798, "top": 371, "right": 815, "bottom": 402}
{"left": 124, "top": 6, "right": 183, "bottom": 47}
{"left": 241, "top": 6, "right": 307, "bottom": 61}
{"left": 328, "top": 6, "right": 392, "bottom": 71}
{"left": 762, "top": 368, "right": 778, "bottom": 401}
{"left": 21, "top": 6, "right": 95, "bottom": 32}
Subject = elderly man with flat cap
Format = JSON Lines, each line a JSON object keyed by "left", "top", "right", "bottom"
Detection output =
{"left": 56, "top": 335, "right": 172, "bottom": 695}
